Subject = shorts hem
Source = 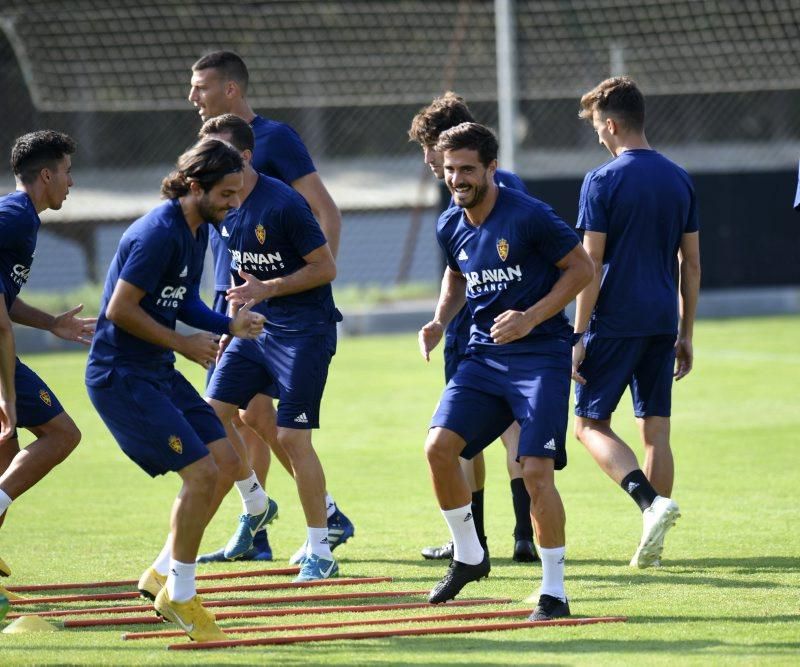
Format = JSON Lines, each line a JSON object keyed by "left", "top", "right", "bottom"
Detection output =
{"left": 574, "top": 409, "right": 612, "bottom": 420}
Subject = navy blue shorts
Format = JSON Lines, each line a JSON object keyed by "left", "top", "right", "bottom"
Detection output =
{"left": 431, "top": 347, "right": 571, "bottom": 470}
{"left": 574, "top": 333, "right": 676, "bottom": 420}
{"left": 14, "top": 358, "right": 64, "bottom": 432}
{"left": 207, "top": 327, "right": 336, "bottom": 430}
{"left": 87, "top": 367, "right": 226, "bottom": 477}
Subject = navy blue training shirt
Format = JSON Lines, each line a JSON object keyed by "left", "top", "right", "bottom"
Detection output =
{"left": 438, "top": 186, "right": 580, "bottom": 355}
{"left": 86, "top": 199, "right": 211, "bottom": 381}
{"left": 445, "top": 169, "right": 529, "bottom": 354}
{"left": 577, "top": 149, "right": 699, "bottom": 337}
{"left": 0, "top": 191, "right": 40, "bottom": 311}
{"left": 210, "top": 115, "right": 318, "bottom": 291}
{"left": 222, "top": 174, "right": 340, "bottom": 336}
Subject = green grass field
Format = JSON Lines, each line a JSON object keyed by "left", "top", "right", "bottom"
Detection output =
{"left": 1, "top": 316, "right": 799, "bottom": 665}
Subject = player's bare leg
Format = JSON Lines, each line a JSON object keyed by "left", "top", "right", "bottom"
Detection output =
{"left": 638, "top": 416, "right": 674, "bottom": 496}
{"left": 200, "top": 400, "right": 275, "bottom": 561}
{"left": 575, "top": 416, "right": 680, "bottom": 568}
{"left": 278, "top": 426, "right": 339, "bottom": 581}
{"left": 152, "top": 453, "right": 227, "bottom": 642}
{"left": 425, "top": 427, "right": 489, "bottom": 604}
{"left": 0, "top": 413, "right": 80, "bottom": 503}
{"left": 520, "top": 455, "right": 569, "bottom": 620}
{"left": 501, "top": 422, "right": 538, "bottom": 562}
{"left": 244, "top": 395, "right": 354, "bottom": 564}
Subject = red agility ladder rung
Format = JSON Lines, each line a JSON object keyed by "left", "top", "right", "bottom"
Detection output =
{"left": 10, "top": 576, "right": 392, "bottom": 605}
{"left": 5, "top": 567, "right": 300, "bottom": 592}
{"left": 15, "top": 589, "right": 427, "bottom": 620}
{"left": 168, "top": 616, "right": 629, "bottom": 650}
{"left": 125, "top": 605, "right": 527, "bottom": 640}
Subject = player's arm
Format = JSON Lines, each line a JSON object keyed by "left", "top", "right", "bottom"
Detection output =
{"left": 106, "top": 279, "right": 221, "bottom": 368}
{"left": 177, "top": 282, "right": 264, "bottom": 340}
{"left": 227, "top": 243, "right": 336, "bottom": 306}
{"left": 675, "top": 231, "right": 701, "bottom": 381}
{"left": 418, "top": 267, "right": 467, "bottom": 362}
{"left": 0, "top": 297, "right": 17, "bottom": 440}
{"left": 291, "top": 173, "right": 342, "bottom": 259}
{"left": 570, "top": 230, "right": 606, "bottom": 384}
{"left": 490, "top": 243, "right": 595, "bottom": 345}
{"left": 8, "top": 297, "right": 96, "bottom": 345}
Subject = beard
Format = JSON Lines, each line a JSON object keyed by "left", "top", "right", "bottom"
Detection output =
{"left": 197, "top": 193, "right": 227, "bottom": 223}
{"left": 452, "top": 178, "right": 490, "bottom": 209}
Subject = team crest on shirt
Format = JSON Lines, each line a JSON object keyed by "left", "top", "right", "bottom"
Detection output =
{"left": 496, "top": 238, "right": 509, "bottom": 261}
{"left": 255, "top": 223, "right": 266, "bottom": 245}
{"left": 38, "top": 389, "right": 52, "bottom": 407}
{"left": 168, "top": 435, "right": 183, "bottom": 454}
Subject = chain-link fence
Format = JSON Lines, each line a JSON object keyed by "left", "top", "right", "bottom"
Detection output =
{"left": 1, "top": 0, "right": 799, "bottom": 307}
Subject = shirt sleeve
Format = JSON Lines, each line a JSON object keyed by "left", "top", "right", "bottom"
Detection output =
{"left": 255, "top": 125, "right": 317, "bottom": 184}
{"left": 118, "top": 228, "right": 176, "bottom": 295}
{"left": 436, "top": 213, "right": 460, "bottom": 272}
{"left": 281, "top": 196, "right": 328, "bottom": 258}
{"left": 577, "top": 171, "right": 609, "bottom": 233}
{"left": 684, "top": 179, "right": 700, "bottom": 233}
{"left": 527, "top": 205, "right": 581, "bottom": 266}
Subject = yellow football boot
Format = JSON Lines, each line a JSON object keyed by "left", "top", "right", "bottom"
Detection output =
{"left": 0, "top": 583, "right": 24, "bottom": 601}
{"left": 136, "top": 567, "right": 167, "bottom": 601}
{"left": 154, "top": 588, "right": 228, "bottom": 642}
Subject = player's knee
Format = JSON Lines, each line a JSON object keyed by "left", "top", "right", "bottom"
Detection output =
{"left": 49, "top": 417, "right": 81, "bottom": 462}
{"left": 186, "top": 455, "right": 219, "bottom": 491}
{"left": 520, "top": 458, "right": 554, "bottom": 498}
{"left": 424, "top": 429, "right": 459, "bottom": 468}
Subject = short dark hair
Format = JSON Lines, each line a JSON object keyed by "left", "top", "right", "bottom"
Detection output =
{"left": 161, "top": 139, "right": 244, "bottom": 199}
{"left": 192, "top": 50, "right": 249, "bottom": 93}
{"left": 11, "top": 130, "right": 77, "bottom": 184}
{"left": 198, "top": 114, "right": 255, "bottom": 153}
{"left": 435, "top": 122, "right": 498, "bottom": 167}
{"left": 579, "top": 76, "right": 645, "bottom": 132}
{"left": 408, "top": 91, "right": 476, "bottom": 146}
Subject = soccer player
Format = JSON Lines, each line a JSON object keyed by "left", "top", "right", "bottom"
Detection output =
{"left": 419, "top": 123, "right": 594, "bottom": 620}
{"left": 85, "top": 139, "right": 267, "bottom": 642}
{"left": 572, "top": 77, "right": 701, "bottom": 568}
{"left": 0, "top": 131, "right": 93, "bottom": 601}
{"left": 188, "top": 51, "right": 353, "bottom": 563}
{"left": 199, "top": 114, "right": 342, "bottom": 581}
{"left": 408, "top": 92, "right": 537, "bottom": 564}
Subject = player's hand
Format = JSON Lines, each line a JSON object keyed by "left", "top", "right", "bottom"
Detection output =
{"left": 572, "top": 338, "right": 587, "bottom": 385}
{"left": 178, "top": 332, "right": 220, "bottom": 369}
{"left": 50, "top": 304, "right": 96, "bottom": 346}
{"left": 490, "top": 310, "right": 535, "bottom": 344}
{"left": 418, "top": 320, "right": 444, "bottom": 361}
{"left": 674, "top": 337, "right": 693, "bottom": 381}
{"left": 0, "top": 398, "right": 17, "bottom": 441}
{"left": 229, "top": 300, "right": 266, "bottom": 340}
{"left": 227, "top": 270, "right": 274, "bottom": 307}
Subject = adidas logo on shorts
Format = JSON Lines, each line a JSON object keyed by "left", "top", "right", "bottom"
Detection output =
{"left": 457, "top": 249, "right": 469, "bottom": 261}
{"left": 544, "top": 438, "right": 556, "bottom": 451}
{"left": 294, "top": 412, "right": 309, "bottom": 424}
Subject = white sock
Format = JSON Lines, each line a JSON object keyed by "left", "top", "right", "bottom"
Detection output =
{"left": 151, "top": 534, "right": 172, "bottom": 576}
{"left": 325, "top": 493, "right": 336, "bottom": 519}
{"left": 0, "top": 488, "right": 12, "bottom": 517}
{"left": 539, "top": 546, "right": 567, "bottom": 601}
{"left": 441, "top": 504, "right": 484, "bottom": 565}
{"left": 167, "top": 559, "right": 196, "bottom": 602}
{"left": 234, "top": 471, "right": 268, "bottom": 516}
{"left": 307, "top": 527, "right": 333, "bottom": 559}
